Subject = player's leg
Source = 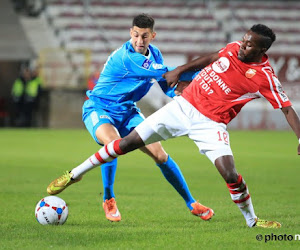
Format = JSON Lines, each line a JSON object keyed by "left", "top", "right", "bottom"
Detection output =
{"left": 214, "top": 155, "right": 281, "bottom": 228}
{"left": 71, "top": 110, "right": 122, "bottom": 222}
{"left": 100, "top": 160, "right": 117, "bottom": 202}
{"left": 213, "top": 155, "right": 257, "bottom": 227}
{"left": 193, "top": 122, "right": 280, "bottom": 228}
{"left": 95, "top": 123, "right": 119, "bottom": 201}
{"left": 47, "top": 106, "right": 122, "bottom": 221}
{"left": 98, "top": 159, "right": 121, "bottom": 222}
{"left": 119, "top": 107, "right": 208, "bottom": 216}
{"left": 194, "top": 115, "right": 280, "bottom": 228}
{"left": 140, "top": 143, "right": 195, "bottom": 208}
{"left": 177, "top": 96, "right": 257, "bottom": 227}
{"left": 94, "top": 123, "right": 122, "bottom": 222}
{"left": 139, "top": 143, "right": 213, "bottom": 220}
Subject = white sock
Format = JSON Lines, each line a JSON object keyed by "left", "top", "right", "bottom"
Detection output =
{"left": 71, "top": 153, "right": 100, "bottom": 179}
{"left": 71, "top": 139, "right": 123, "bottom": 179}
{"left": 227, "top": 175, "right": 257, "bottom": 227}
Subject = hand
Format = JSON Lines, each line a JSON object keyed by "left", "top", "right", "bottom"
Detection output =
{"left": 163, "top": 67, "right": 182, "bottom": 88}
{"left": 298, "top": 143, "right": 300, "bottom": 155}
{"left": 175, "top": 81, "right": 190, "bottom": 95}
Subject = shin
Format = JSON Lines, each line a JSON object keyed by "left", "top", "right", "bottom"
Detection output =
{"left": 71, "top": 130, "right": 144, "bottom": 178}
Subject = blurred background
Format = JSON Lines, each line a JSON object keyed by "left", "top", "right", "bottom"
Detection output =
{"left": 1, "top": 0, "right": 300, "bottom": 129}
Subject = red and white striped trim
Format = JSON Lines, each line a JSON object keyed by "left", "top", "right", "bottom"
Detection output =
{"left": 227, "top": 174, "right": 251, "bottom": 204}
{"left": 94, "top": 151, "right": 106, "bottom": 164}
{"left": 233, "top": 194, "right": 250, "bottom": 204}
{"left": 94, "top": 139, "right": 124, "bottom": 164}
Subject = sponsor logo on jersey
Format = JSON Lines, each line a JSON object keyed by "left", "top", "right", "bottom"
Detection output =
{"left": 100, "top": 115, "right": 111, "bottom": 120}
{"left": 245, "top": 69, "right": 256, "bottom": 78}
{"left": 142, "top": 59, "right": 152, "bottom": 69}
{"left": 152, "top": 63, "right": 164, "bottom": 69}
{"left": 91, "top": 112, "right": 112, "bottom": 126}
{"left": 212, "top": 57, "right": 230, "bottom": 73}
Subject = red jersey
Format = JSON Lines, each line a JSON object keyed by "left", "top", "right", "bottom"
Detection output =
{"left": 182, "top": 41, "right": 292, "bottom": 124}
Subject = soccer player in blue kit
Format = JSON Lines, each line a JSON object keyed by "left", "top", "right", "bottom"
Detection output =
{"left": 47, "top": 14, "right": 214, "bottom": 222}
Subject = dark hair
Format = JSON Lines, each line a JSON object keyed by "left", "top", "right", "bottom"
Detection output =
{"left": 132, "top": 13, "right": 155, "bottom": 31}
{"left": 250, "top": 24, "right": 276, "bottom": 50}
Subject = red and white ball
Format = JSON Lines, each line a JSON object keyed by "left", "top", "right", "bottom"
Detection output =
{"left": 35, "top": 196, "right": 68, "bottom": 225}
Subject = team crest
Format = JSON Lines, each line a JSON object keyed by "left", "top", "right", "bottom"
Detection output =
{"left": 245, "top": 69, "right": 256, "bottom": 78}
{"left": 142, "top": 59, "right": 152, "bottom": 69}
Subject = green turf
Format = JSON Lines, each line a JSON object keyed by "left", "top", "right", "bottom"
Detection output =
{"left": 1, "top": 129, "right": 300, "bottom": 249}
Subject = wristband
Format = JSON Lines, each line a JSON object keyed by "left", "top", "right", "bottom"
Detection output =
{"left": 299, "top": 138, "right": 300, "bottom": 144}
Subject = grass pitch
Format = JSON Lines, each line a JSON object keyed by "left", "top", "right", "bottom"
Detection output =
{"left": 1, "top": 129, "right": 300, "bottom": 249}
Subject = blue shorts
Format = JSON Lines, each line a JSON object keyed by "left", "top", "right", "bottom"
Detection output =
{"left": 82, "top": 99, "right": 145, "bottom": 145}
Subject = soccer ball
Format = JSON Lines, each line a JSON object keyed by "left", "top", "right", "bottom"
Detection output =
{"left": 35, "top": 196, "right": 68, "bottom": 225}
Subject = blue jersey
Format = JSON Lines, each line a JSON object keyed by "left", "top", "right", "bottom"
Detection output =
{"left": 87, "top": 40, "right": 192, "bottom": 113}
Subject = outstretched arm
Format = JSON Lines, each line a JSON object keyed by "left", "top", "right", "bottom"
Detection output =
{"left": 163, "top": 52, "right": 219, "bottom": 87}
{"left": 281, "top": 106, "right": 300, "bottom": 155}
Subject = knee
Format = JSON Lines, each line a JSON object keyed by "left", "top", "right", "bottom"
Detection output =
{"left": 154, "top": 152, "right": 168, "bottom": 165}
{"left": 224, "top": 172, "right": 239, "bottom": 184}
{"left": 95, "top": 124, "right": 121, "bottom": 145}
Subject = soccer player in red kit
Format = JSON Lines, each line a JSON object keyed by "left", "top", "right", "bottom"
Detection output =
{"left": 49, "top": 24, "right": 300, "bottom": 228}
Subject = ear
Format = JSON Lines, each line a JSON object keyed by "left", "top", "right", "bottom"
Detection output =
{"left": 151, "top": 31, "right": 157, "bottom": 40}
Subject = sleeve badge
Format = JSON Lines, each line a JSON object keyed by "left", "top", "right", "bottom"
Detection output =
{"left": 245, "top": 69, "right": 256, "bottom": 78}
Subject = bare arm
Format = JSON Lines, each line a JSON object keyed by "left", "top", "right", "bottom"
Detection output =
{"left": 281, "top": 106, "right": 300, "bottom": 155}
{"left": 163, "top": 52, "right": 219, "bottom": 87}
{"left": 174, "top": 81, "right": 190, "bottom": 95}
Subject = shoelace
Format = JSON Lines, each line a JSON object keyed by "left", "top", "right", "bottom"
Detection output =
{"left": 194, "top": 201, "right": 205, "bottom": 212}
{"left": 106, "top": 199, "right": 116, "bottom": 211}
{"left": 57, "top": 171, "right": 70, "bottom": 186}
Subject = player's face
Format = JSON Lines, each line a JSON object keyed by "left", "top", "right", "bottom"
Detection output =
{"left": 130, "top": 26, "right": 156, "bottom": 55}
{"left": 238, "top": 31, "right": 266, "bottom": 63}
